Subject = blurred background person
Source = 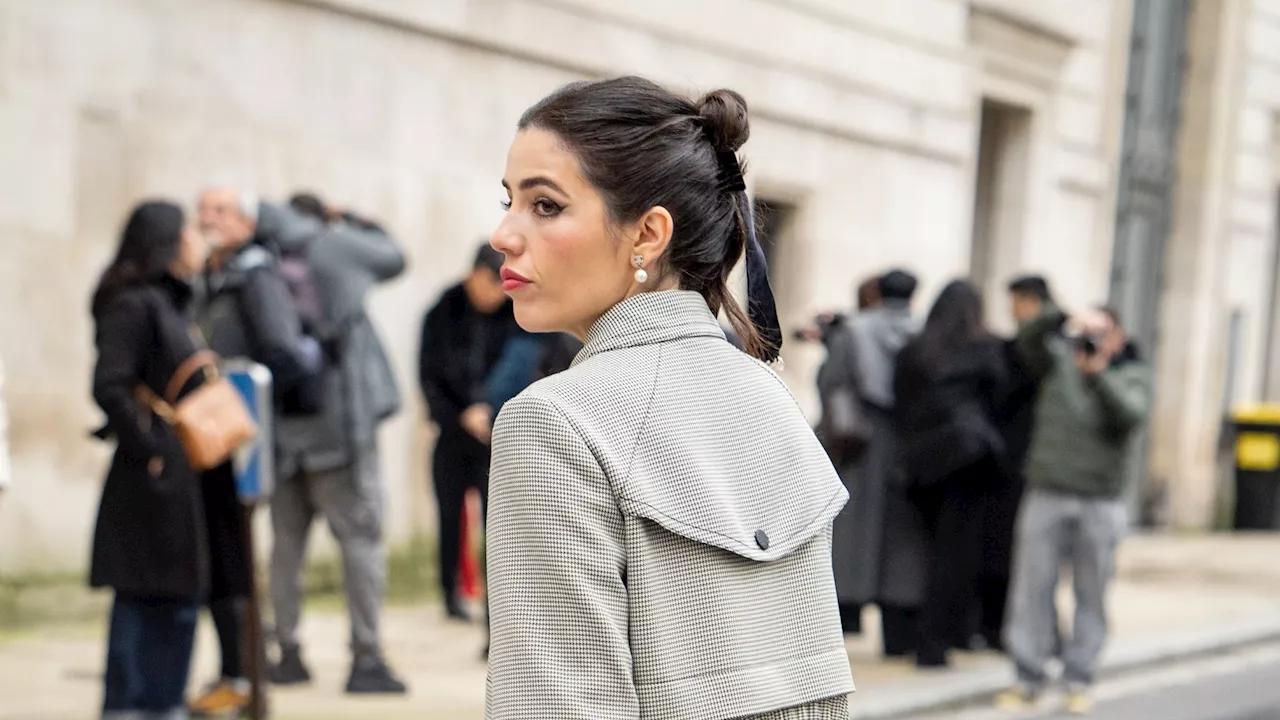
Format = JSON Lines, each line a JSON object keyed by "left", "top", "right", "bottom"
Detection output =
{"left": 190, "top": 188, "right": 322, "bottom": 714}
{"left": 256, "top": 192, "right": 409, "bottom": 693}
{"left": 997, "top": 304, "right": 1150, "bottom": 714}
{"left": 856, "top": 276, "right": 882, "bottom": 312}
{"left": 894, "top": 280, "right": 1007, "bottom": 669}
{"left": 417, "top": 244, "right": 517, "bottom": 621}
{"left": 844, "top": 269, "right": 926, "bottom": 658}
{"left": 981, "top": 274, "right": 1056, "bottom": 652}
{"left": 813, "top": 273, "right": 884, "bottom": 636}
{"left": 87, "top": 200, "right": 215, "bottom": 720}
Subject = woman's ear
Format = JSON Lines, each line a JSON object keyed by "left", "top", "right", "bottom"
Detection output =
{"left": 632, "top": 205, "right": 674, "bottom": 266}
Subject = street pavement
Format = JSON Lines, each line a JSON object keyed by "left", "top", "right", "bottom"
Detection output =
{"left": 907, "top": 642, "right": 1280, "bottom": 719}
{"left": 3, "top": 533, "right": 1280, "bottom": 719}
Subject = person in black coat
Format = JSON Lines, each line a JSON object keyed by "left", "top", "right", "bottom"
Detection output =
{"left": 418, "top": 244, "right": 520, "bottom": 620}
{"left": 89, "top": 200, "right": 230, "bottom": 719}
{"left": 894, "top": 280, "right": 1009, "bottom": 668}
{"left": 975, "top": 275, "right": 1055, "bottom": 651}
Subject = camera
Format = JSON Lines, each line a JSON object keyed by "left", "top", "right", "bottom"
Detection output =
{"left": 1072, "top": 333, "right": 1103, "bottom": 356}
{"left": 793, "top": 312, "right": 847, "bottom": 343}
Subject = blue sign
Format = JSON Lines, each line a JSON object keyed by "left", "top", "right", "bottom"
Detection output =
{"left": 224, "top": 360, "right": 275, "bottom": 503}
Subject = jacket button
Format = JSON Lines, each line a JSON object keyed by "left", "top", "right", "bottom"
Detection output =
{"left": 754, "top": 529, "right": 770, "bottom": 550}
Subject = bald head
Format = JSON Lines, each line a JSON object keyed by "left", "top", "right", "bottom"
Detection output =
{"left": 198, "top": 187, "right": 258, "bottom": 251}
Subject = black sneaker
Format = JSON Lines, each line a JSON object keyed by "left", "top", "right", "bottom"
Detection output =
{"left": 345, "top": 655, "right": 408, "bottom": 695}
{"left": 268, "top": 646, "right": 313, "bottom": 686}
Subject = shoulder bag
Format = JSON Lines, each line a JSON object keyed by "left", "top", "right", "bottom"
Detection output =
{"left": 136, "top": 350, "right": 257, "bottom": 470}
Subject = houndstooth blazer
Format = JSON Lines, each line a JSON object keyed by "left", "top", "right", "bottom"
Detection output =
{"left": 486, "top": 290, "right": 855, "bottom": 720}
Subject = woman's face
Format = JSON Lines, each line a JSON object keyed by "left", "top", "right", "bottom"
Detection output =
{"left": 490, "top": 129, "right": 643, "bottom": 339}
{"left": 170, "top": 225, "right": 208, "bottom": 279}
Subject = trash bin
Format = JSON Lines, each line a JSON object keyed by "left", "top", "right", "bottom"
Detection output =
{"left": 1232, "top": 404, "right": 1280, "bottom": 530}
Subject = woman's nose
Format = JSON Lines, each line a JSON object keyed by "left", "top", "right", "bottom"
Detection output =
{"left": 490, "top": 216, "right": 523, "bottom": 256}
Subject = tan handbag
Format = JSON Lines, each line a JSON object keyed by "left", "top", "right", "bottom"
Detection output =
{"left": 136, "top": 351, "right": 258, "bottom": 471}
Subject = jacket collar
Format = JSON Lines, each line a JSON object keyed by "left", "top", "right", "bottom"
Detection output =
{"left": 574, "top": 290, "right": 725, "bottom": 367}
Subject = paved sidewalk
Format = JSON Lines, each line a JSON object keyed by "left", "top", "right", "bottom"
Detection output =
{"left": 3, "top": 533, "right": 1280, "bottom": 720}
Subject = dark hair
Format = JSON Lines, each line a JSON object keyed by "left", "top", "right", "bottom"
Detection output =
{"left": 474, "top": 242, "right": 504, "bottom": 276}
{"left": 878, "top": 269, "right": 918, "bottom": 302}
{"left": 289, "top": 192, "right": 328, "bottom": 222}
{"left": 1097, "top": 304, "right": 1122, "bottom": 328}
{"left": 1008, "top": 275, "right": 1051, "bottom": 301}
{"left": 915, "top": 280, "right": 991, "bottom": 373}
{"left": 91, "top": 200, "right": 185, "bottom": 317}
{"left": 518, "top": 76, "right": 767, "bottom": 358}
{"left": 857, "top": 276, "right": 882, "bottom": 310}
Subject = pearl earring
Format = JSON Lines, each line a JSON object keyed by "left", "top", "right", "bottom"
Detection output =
{"left": 633, "top": 255, "right": 648, "bottom": 284}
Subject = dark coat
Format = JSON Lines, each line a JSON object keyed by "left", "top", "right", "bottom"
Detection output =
{"left": 417, "top": 284, "right": 518, "bottom": 434}
{"left": 893, "top": 336, "right": 1009, "bottom": 486}
{"left": 89, "top": 278, "right": 245, "bottom": 599}
{"left": 196, "top": 243, "right": 320, "bottom": 413}
{"left": 821, "top": 319, "right": 929, "bottom": 608}
{"left": 983, "top": 339, "right": 1040, "bottom": 578}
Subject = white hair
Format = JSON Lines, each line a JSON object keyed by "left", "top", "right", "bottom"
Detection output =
{"left": 200, "top": 184, "right": 260, "bottom": 221}
{"left": 236, "top": 190, "right": 259, "bottom": 222}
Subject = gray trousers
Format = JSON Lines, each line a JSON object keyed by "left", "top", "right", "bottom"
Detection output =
{"left": 270, "top": 454, "right": 386, "bottom": 659}
{"left": 1004, "top": 489, "right": 1127, "bottom": 688}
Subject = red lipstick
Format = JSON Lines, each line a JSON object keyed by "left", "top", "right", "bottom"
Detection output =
{"left": 500, "top": 267, "right": 532, "bottom": 292}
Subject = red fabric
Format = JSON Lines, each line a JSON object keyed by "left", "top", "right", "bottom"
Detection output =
{"left": 458, "top": 489, "right": 480, "bottom": 599}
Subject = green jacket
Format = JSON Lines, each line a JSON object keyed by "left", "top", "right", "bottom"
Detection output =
{"left": 1017, "top": 307, "right": 1152, "bottom": 499}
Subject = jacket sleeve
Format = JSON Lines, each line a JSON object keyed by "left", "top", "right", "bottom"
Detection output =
{"left": 418, "top": 303, "right": 464, "bottom": 427}
{"left": 1015, "top": 306, "right": 1067, "bottom": 379}
{"left": 1091, "top": 363, "right": 1151, "bottom": 436}
{"left": 239, "top": 266, "right": 319, "bottom": 394}
{"left": 483, "top": 332, "right": 544, "bottom": 415}
{"left": 91, "top": 293, "right": 161, "bottom": 459}
{"left": 485, "top": 394, "right": 637, "bottom": 720}
{"left": 334, "top": 223, "right": 407, "bottom": 283}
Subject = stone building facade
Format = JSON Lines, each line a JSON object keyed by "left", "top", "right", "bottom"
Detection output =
{"left": 0, "top": 0, "right": 1215, "bottom": 571}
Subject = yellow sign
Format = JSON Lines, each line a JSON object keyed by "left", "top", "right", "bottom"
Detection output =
{"left": 1237, "top": 432, "right": 1280, "bottom": 471}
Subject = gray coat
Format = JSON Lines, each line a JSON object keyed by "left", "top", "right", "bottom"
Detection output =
{"left": 486, "top": 291, "right": 854, "bottom": 720}
{"left": 831, "top": 303, "right": 929, "bottom": 608}
{"left": 275, "top": 213, "right": 406, "bottom": 476}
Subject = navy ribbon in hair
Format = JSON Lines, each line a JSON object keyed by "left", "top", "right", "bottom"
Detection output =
{"left": 715, "top": 147, "right": 782, "bottom": 362}
{"left": 737, "top": 192, "right": 783, "bottom": 363}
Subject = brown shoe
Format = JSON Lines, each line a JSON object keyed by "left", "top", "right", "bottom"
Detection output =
{"left": 188, "top": 678, "right": 250, "bottom": 717}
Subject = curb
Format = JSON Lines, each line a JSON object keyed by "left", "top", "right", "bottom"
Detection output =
{"left": 846, "top": 613, "right": 1280, "bottom": 719}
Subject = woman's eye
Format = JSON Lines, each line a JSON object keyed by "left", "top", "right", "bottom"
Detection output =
{"left": 500, "top": 199, "right": 512, "bottom": 211}
{"left": 533, "top": 199, "right": 562, "bottom": 217}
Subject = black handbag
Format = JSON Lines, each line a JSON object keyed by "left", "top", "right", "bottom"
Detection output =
{"left": 820, "top": 385, "right": 873, "bottom": 462}
{"left": 902, "top": 410, "right": 998, "bottom": 488}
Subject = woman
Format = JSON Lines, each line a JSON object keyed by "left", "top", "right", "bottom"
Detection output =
{"left": 485, "top": 77, "right": 854, "bottom": 719}
{"left": 820, "top": 273, "right": 896, "bottom": 638}
{"left": 893, "top": 280, "right": 1008, "bottom": 669}
{"left": 89, "top": 200, "right": 232, "bottom": 720}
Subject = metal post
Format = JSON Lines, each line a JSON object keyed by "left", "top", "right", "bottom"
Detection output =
{"left": 242, "top": 503, "right": 269, "bottom": 720}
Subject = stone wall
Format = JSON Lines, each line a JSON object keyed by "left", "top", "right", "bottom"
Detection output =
{"left": 0, "top": 0, "right": 1128, "bottom": 570}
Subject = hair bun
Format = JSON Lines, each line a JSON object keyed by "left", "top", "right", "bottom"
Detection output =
{"left": 696, "top": 89, "right": 750, "bottom": 153}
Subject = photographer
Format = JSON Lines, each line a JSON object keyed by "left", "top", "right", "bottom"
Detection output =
{"left": 996, "top": 303, "right": 1151, "bottom": 714}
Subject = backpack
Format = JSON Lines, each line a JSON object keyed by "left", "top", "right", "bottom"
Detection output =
{"left": 276, "top": 242, "right": 327, "bottom": 341}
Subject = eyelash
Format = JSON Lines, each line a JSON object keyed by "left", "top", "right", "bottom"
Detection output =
{"left": 500, "top": 198, "right": 563, "bottom": 217}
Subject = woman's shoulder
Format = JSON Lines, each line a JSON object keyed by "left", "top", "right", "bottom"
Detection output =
{"left": 95, "top": 284, "right": 161, "bottom": 321}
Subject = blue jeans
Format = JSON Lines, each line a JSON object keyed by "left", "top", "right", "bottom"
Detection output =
{"left": 102, "top": 595, "right": 198, "bottom": 719}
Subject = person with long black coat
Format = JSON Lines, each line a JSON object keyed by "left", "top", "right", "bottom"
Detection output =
{"left": 418, "top": 244, "right": 520, "bottom": 620}
{"left": 980, "top": 276, "right": 1056, "bottom": 651}
{"left": 89, "top": 200, "right": 244, "bottom": 719}
{"left": 894, "top": 280, "right": 1009, "bottom": 669}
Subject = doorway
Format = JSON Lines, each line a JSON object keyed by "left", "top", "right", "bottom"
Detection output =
{"left": 970, "top": 99, "right": 1033, "bottom": 330}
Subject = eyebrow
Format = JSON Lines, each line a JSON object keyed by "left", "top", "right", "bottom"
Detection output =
{"left": 501, "top": 176, "right": 568, "bottom": 196}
